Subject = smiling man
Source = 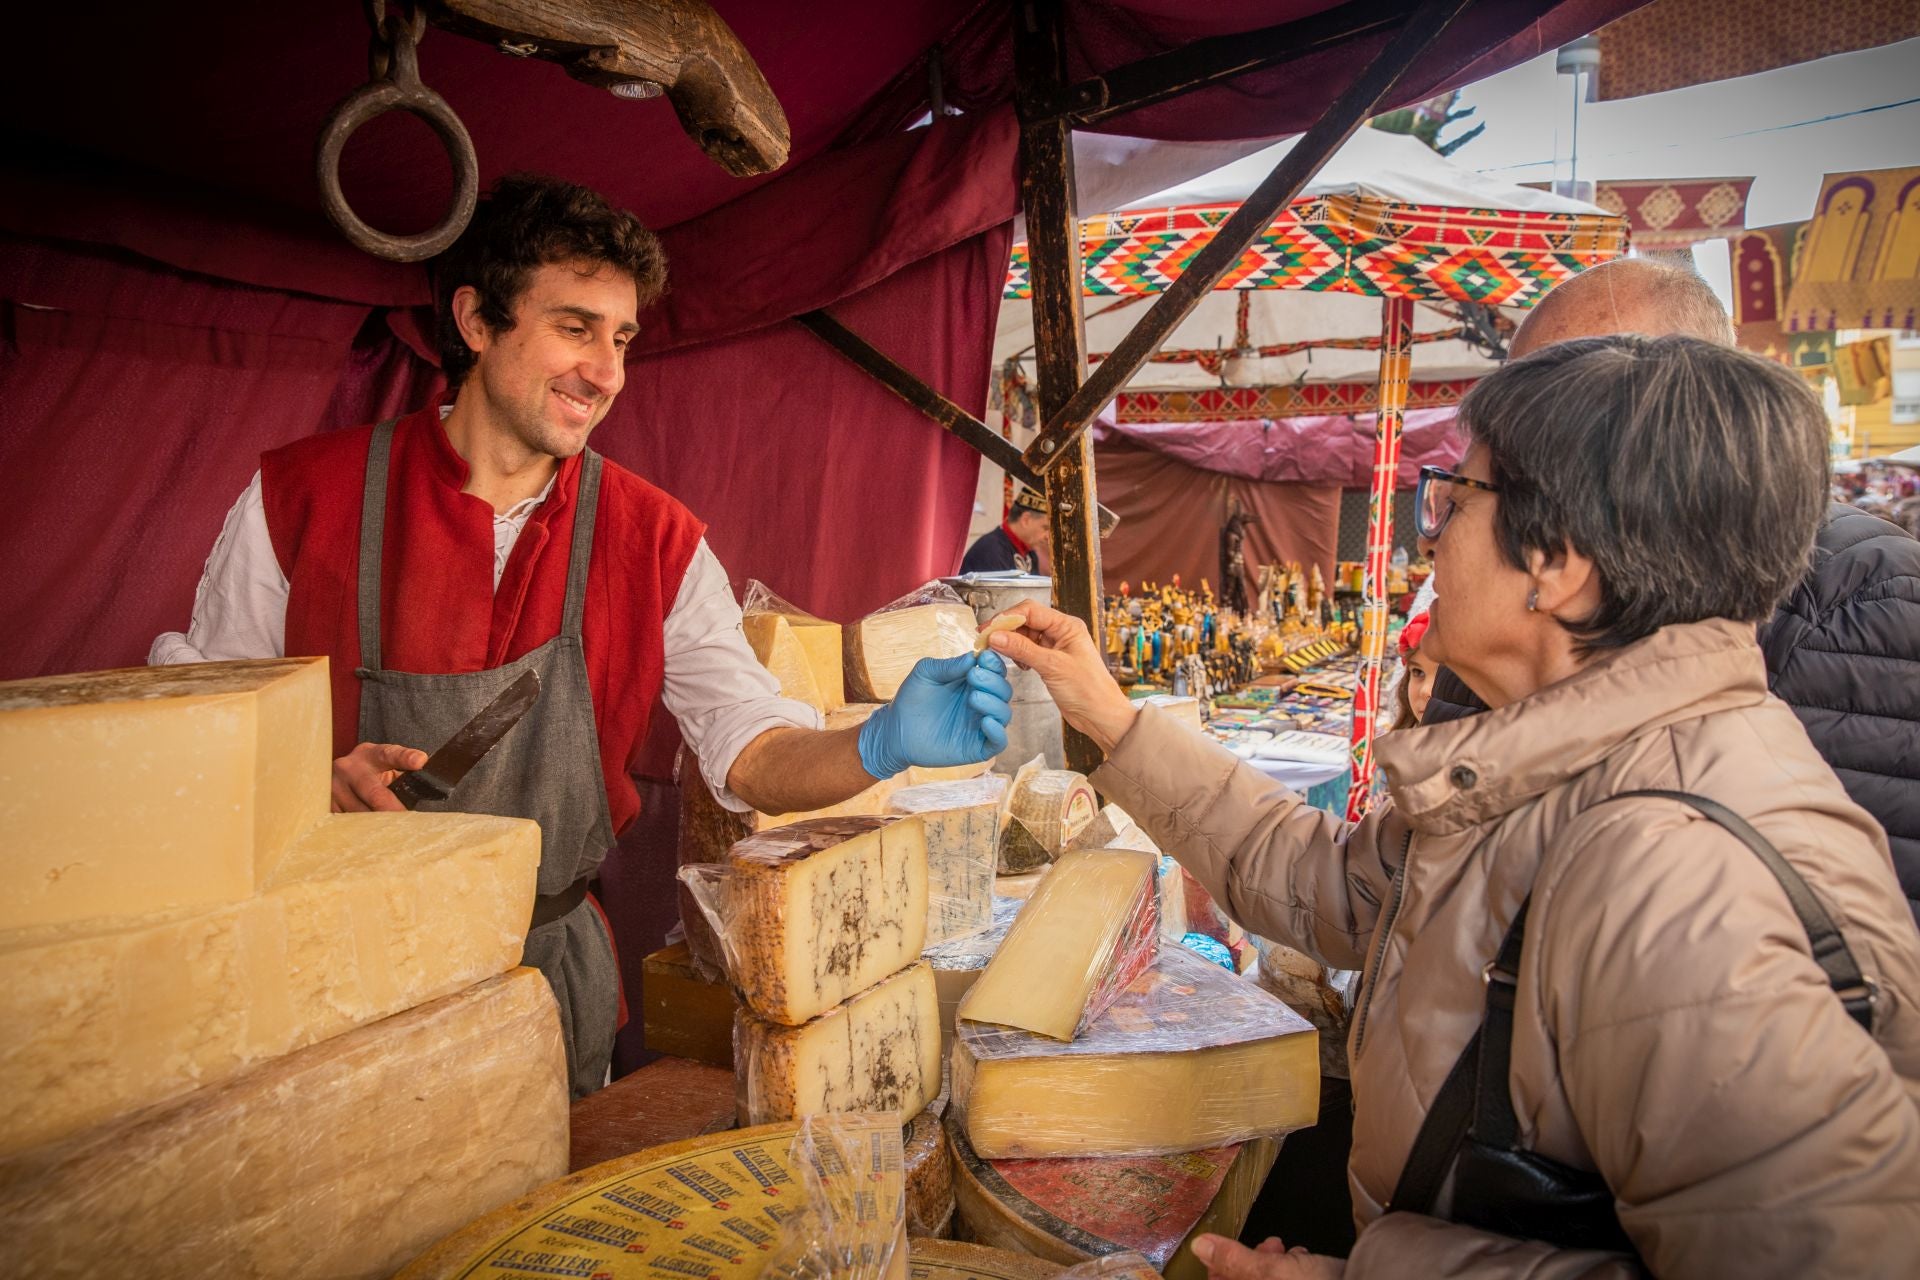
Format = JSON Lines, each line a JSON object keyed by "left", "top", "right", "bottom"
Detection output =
{"left": 151, "top": 175, "right": 1011, "bottom": 1094}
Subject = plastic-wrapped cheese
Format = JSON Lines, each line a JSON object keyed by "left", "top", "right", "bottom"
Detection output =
{"left": 998, "top": 767, "right": 1097, "bottom": 873}
{"left": 710, "top": 816, "right": 929, "bottom": 1025}
{"left": 959, "top": 850, "right": 1158, "bottom": 1042}
{"left": 845, "top": 602, "right": 978, "bottom": 701}
{"left": 954, "top": 946, "right": 1318, "bottom": 1158}
{"left": 1, "top": 969, "right": 568, "bottom": 1280}
{"left": 888, "top": 774, "right": 1009, "bottom": 945}
{"left": 0, "top": 657, "right": 330, "bottom": 930}
{"left": 734, "top": 962, "right": 941, "bottom": 1125}
{"left": 1, "top": 809, "right": 539, "bottom": 1157}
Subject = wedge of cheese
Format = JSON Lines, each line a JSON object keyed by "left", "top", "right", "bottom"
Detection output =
{"left": 1, "top": 810, "right": 539, "bottom": 1156}
{"left": 888, "top": 775, "right": 1008, "bottom": 945}
{"left": 745, "top": 610, "right": 845, "bottom": 713}
{"left": 723, "top": 816, "right": 929, "bottom": 1025}
{"left": 735, "top": 962, "right": 940, "bottom": 1125}
{"left": 959, "top": 849, "right": 1158, "bottom": 1041}
{"left": 845, "top": 602, "right": 978, "bottom": 701}
{"left": 1, "top": 969, "right": 567, "bottom": 1280}
{"left": 998, "top": 768, "right": 1097, "bottom": 873}
{"left": 954, "top": 946, "right": 1318, "bottom": 1158}
{"left": 0, "top": 657, "right": 330, "bottom": 930}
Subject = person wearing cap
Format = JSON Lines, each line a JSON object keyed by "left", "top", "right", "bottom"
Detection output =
{"left": 960, "top": 487, "right": 1051, "bottom": 574}
{"left": 1390, "top": 612, "right": 1436, "bottom": 731}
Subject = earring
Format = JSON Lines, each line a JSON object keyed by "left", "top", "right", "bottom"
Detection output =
{"left": 1527, "top": 587, "right": 1539, "bottom": 612}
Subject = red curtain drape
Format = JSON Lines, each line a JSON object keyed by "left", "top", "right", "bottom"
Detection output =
{"left": 1093, "top": 435, "right": 1339, "bottom": 597}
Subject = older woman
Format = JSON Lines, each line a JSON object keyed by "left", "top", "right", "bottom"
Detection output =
{"left": 989, "top": 336, "right": 1920, "bottom": 1279}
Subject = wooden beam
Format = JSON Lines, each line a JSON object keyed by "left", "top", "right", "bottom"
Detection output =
{"left": 1028, "top": 0, "right": 1418, "bottom": 129}
{"left": 794, "top": 310, "right": 1119, "bottom": 535}
{"left": 1015, "top": 0, "right": 1105, "bottom": 776}
{"left": 1018, "top": 0, "right": 1476, "bottom": 475}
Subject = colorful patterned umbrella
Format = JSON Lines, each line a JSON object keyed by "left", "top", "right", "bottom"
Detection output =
{"left": 995, "top": 129, "right": 1628, "bottom": 816}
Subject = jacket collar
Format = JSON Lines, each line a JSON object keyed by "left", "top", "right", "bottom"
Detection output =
{"left": 420, "top": 403, "right": 579, "bottom": 522}
{"left": 1378, "top": 618, "right": 1768, "bottom": 835}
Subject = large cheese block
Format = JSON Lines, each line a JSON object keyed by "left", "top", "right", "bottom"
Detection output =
{"left": 909, "top": 1241, "right": 1063, "bottom": 1278}
{"left": 0, "top": 657, "right": 329, "bottom": 929}
{"left": 889, "top": 775, "right": 1009, "bottom": 945}
{"left": 1, "top": 809, "right": 540, "bottom": 1156}
{"left": 945, "top": 1112, "right": 1277, "bottom": 1280}
{"left": 2, "top": 969, "right": 567, "bottom": 1280}
{"left": 998, "top": 768, "right": 1097, "bottom": 873}
{"left": 745, "top": 610, "right": 845, "bottom": 713}
{"left": 954, "top": 945, "right": 1317, "bottom": 1158}
{"left": 959, "top": 850, "right": 1158, "bottom": 1042}
{"left": 735, "top": 962, "right": 941, "bottom": 1125}
{"left": 721, "top": 815, "right": 930, "bottom": 1025}
{"left": 846, "top": 601, "right": 979, "bottom": 701}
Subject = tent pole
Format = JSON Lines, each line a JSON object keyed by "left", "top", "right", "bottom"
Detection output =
{"left": 1015, "top": 0, "right": 1105, "bottom": 776}
{"left": 1016, "top": 0, "right": 1474, "bottom": 475}
{"left": 1346, "top": 296, "right": 1414, "bottom": 821}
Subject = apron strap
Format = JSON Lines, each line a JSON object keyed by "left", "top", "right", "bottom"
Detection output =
{"left": 561, "top": 450, "right": 603, "bottom": 641}
{"left": 357, "top": 419, "right": 401, "bottom": 672}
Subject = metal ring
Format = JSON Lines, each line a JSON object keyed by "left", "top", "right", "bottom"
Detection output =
{"left": 315, "top": 77, "right": 479, "bottom": 263}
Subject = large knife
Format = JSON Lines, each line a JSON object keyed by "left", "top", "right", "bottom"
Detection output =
{"left": 388, "top": 670, "right": 542, "bottom": 809}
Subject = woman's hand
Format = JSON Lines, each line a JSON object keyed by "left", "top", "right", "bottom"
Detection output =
{"left": 985, "top": 601, "right": 1138, "bottom": 754}
{"left": 1192, "top": 1233, "right": 1346, "bottom": 1279}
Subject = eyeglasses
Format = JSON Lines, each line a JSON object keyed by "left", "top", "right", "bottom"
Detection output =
{"left": 1414, "top": 465, "right": 1500, "bottom": 540}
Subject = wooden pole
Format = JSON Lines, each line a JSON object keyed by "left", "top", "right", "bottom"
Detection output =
{"left": 1345, "top": 296, "right": 1414, "bottom": 821}
{"left": 1017, "top": 0, "right": 1474, "bottom": 475}
{"left": 1015, "top": 0, "right": 1104, "bottom": 776}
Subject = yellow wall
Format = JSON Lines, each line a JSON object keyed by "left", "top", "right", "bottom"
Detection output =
{"left": 1836, "top": 332, "right": 1920, "bottom": 457}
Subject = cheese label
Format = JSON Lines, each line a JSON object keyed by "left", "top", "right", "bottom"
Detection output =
{"left": 405, "top": 1125, "right": 806, "bottom": 1279}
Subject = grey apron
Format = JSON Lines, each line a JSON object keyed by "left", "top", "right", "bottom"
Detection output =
{"left": 355, "top": 419, "right": 619, "bottom": 1097}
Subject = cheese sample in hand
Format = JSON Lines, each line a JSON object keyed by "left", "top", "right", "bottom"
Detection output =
{"left": 998, "top": 767, "right": 1097, "bottom": 872}
{"left": 888, "top": 775, "right": 1009, "bottom": 945}
{"left": 722, "top": 816, "right": 930, "bottom": 1025}
{"left": 959, "top": 849, "right": 1158, "bottom": 1041}
{"left": 745, "top": 610, "right": 845, "bottom": 712}
{"left": 1, "top": 810, "right": 539, "bottom": 1156}
{"left": 735, "top": 961, "right": 941, "bottom": 1125}
{"left": 1, "top": 969, "right": 568, "bottom": 1280}
{"left": 845, "top": 601, "right": 978, "bottom": 701}
{"left": 954, "top": 946, "right": 1318, "bottom": 1158}
{"left": 0, "top": 657, "right": 330, "bottom": 929}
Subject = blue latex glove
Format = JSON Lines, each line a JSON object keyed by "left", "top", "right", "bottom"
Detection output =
{"left": 857, "top": 651, "right": 1013, "bottom": 780}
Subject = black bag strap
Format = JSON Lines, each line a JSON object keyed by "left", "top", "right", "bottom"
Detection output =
{"left": 1390, "top": 789, "right": 1875, "bottom": 1216}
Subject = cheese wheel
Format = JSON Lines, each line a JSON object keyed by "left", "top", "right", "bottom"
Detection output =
{"left": 945, "top": 1111, "right": 1279, "bottom": 1280}
{"left": 845, "top": 602, "right": 979, "bottom": 701}
{"left": 909, "top": 1240, "right": 1063, "bottom": 1278}
{"left": 997, "top": 770, "right": 1096, "bottom": 873}
{"left": 905, "top": 1108, "right": 957, "bottom": 1239}
{"left": 734, "top": 962, "right": 941, "bottom": 1125}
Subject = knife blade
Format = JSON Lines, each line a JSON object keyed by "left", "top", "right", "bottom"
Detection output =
{"left": 388, "top": 670, "right": 542, "bottom": 809}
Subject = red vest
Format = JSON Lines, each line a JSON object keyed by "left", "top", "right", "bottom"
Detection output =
{"left": 262, "top": 407, "right": 705, "bottom": 835}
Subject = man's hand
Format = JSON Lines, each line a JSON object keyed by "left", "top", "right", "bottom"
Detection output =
{"left": 1192, "top": 1233, "right": 1345, "bottom": 1279}
{"left": 985, "top": 602, "right": 1138, "bottom": 754}
{"left": 331, "top": 742, "right": 428, "bottom": 813}
{"left": 856, "top": 652, "right": 1012, "bottom": 780}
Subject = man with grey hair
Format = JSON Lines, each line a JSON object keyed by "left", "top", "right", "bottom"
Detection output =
{"left": 1423, "top": 256, "right": 1920, "bottom": 925}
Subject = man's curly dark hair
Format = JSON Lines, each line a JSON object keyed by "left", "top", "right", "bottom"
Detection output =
{"left": 433, "top": 174, "right": 666, "bottom": 385}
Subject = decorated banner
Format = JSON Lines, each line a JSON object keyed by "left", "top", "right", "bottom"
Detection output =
{"left": 1114, "top": 378, "right": 1475, "bottom": 423}
{"left": 1784, "top": 167, "right": 1920, "bottom": 333}
{"left": 1007, "top": 195, "right": 1625, "bottom": 304}
{"left": 1589, "top": 178, "right": 1751, "bottom": 251}
{"left": 1347, "top": 297, "right": 1416, "bottom": 821}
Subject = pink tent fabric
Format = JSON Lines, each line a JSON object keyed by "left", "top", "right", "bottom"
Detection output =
{"left": 1095, "top": 407, "right": 1468, "bottom": 488}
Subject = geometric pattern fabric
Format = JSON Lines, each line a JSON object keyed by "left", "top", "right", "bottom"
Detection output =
{"left": 1007, "top": 193, "right": 1628, "bottom": 305}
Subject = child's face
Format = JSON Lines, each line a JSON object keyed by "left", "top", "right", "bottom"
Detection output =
{"left": 1406, "top": 652, "right": 1438, "bottom": 719}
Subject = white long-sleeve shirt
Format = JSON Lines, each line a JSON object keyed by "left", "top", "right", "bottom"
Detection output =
{"left": 150, "top": 472, "right": 819, "bottom": 812}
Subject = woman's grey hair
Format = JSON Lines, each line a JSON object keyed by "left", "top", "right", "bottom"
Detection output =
{"left": 1460, "top": 334, "right": 1831, "bottom": 653}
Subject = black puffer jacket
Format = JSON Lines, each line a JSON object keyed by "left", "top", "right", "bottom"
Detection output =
{"left": 1759, "top": 503, "right": 1920, "bottom": 927}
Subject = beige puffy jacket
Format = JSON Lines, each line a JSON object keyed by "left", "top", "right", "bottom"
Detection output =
{"left": 1093, "top": 620, "right": 1920, "bottom": 1277}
